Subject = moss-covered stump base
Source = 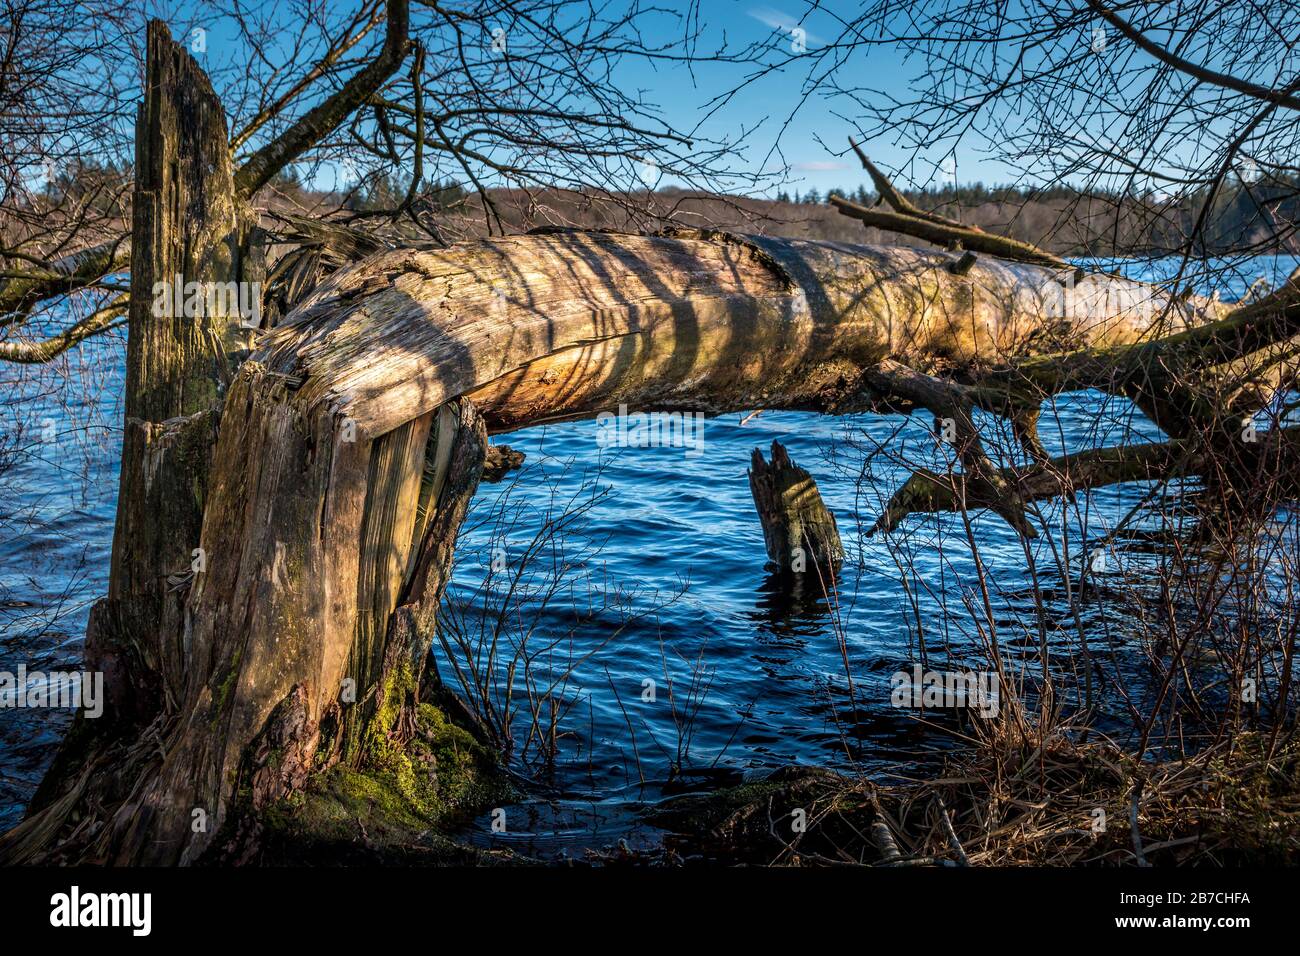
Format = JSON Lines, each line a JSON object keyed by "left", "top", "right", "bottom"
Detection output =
{"left": 244, "top": 704, "right": 522, "bottom": 866}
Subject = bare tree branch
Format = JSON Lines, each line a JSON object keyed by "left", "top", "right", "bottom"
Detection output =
{"left": 233, "top": 0, "right": 411, "bottom": 198}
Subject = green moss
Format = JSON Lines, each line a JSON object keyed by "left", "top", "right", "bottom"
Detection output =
{"left": 360, "top": 686, "right": 506, "bottom": 820}
{"left": 209, "top": 647, "right": 243, "bottom": 728}
{"left": 256, "top": 761, "right": 521, "bottom": 865}
{"left": 258, "top": 699, "right": 516, "bottom": 863}
{"left": 269, "top": 766, "right": 428, "bottom": 838}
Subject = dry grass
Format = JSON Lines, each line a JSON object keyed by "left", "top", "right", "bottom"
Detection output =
{"left": 879, "top": 731, "right": 1300, "bottom": 866}
{"left": 649, "top": 730, "right": 1300, "bottom": 866}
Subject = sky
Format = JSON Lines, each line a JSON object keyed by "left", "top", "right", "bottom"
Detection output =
{"left": 603, "top": 0, "right": 1000, "bottom": 197}
{"left": 37, "top": 0, "right": 1259, "bottom": 201}
{"left": 166, "top": 0, "right": 1088, "bottom": 199}
{"left": 240, "top": 0, "right": 995, "bottom": 199}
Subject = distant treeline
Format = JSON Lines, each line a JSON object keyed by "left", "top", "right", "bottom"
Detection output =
{"left": 14, "top": 159, "right": 1300, "bottom": 257}
{"left": 778, "top": 177, "right": 1300, "bottom": 255}
{"left": 777, "top": 182, "right": 1087, "bottom": 206}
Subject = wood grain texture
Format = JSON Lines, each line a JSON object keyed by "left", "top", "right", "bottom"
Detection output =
{"left": 259, "top": 231, "right": 1221, "bottom": 438}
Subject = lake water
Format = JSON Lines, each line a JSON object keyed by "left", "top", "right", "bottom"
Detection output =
{"left": 2, "top": 252, "right": 1297, "bottom": 851}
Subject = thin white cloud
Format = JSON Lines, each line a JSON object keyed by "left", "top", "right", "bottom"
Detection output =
{"left": 747, "top": 6, "right": 823, "bottom": 46}
{"left": 792, "top": 160, "right": 848, "bottom": 172}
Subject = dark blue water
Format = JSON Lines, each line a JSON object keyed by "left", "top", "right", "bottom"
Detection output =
{"left": 0, "top": 297, "right": 122, "bottom": 830}
{"left": 2, "top": 254, "right": 1297, "bottom": 851}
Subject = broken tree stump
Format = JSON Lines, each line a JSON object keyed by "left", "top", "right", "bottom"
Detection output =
{"left": 749, "top": 440, "right": 844, "bottom": 576}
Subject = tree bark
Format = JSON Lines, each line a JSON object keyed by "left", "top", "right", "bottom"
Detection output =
{"left": 12, "top": 20, "right": 256, "bottom": 851}
{"left": 90, "top": 20, "right": 261, "bottom": 725}
{"left": 749, "top": 440, "right": 844, "bottom": 575}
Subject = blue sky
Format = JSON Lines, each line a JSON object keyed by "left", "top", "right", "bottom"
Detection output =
{"left": 605, "top": 0, "right": 997, "bottom": 197}
{"left": 176, "top": 0, "right": 1036, "bottom": 198}
{"left": 71, "top": 1, "right": 1266, "bottom": 201}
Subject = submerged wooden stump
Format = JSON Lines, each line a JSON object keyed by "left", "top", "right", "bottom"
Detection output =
{"left": 748, "top": 440, "right": 844, "bottom": 577}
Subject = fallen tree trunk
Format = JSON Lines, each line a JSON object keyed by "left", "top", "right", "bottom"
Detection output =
{"left": 3, "top": 217, "right": 1232, "bottom": 864}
